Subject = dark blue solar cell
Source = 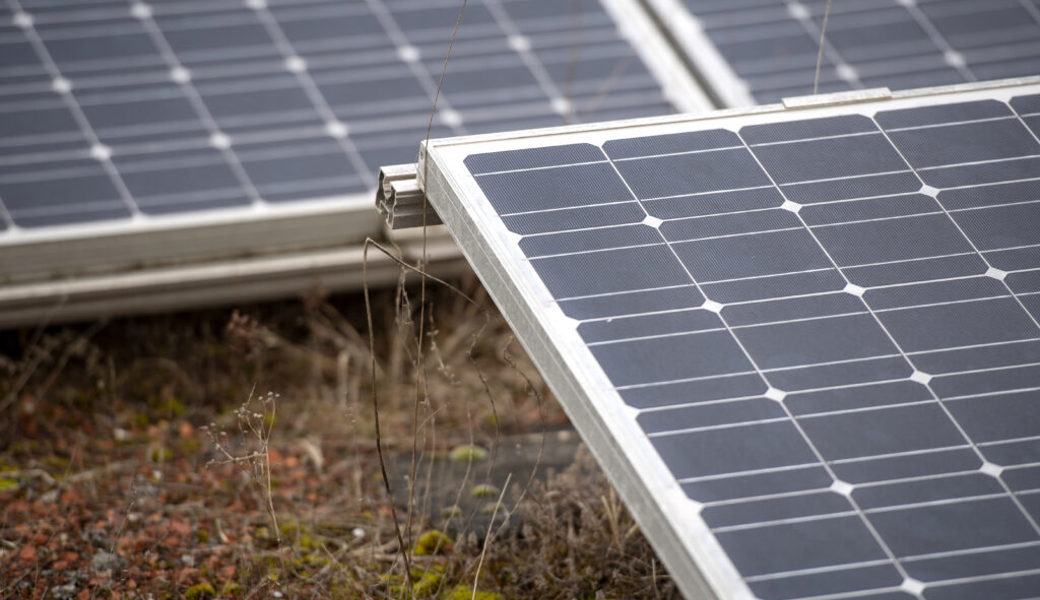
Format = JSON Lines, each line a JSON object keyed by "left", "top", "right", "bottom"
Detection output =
{"left": 884, "top": 118, "right": 1040, "bottom": 170}
{"left": 780, "top": 171, "right": 921, "bottom": 205}
{"left": 557, "top": 284, "right": 706, "bottom": 321}
{"left": 953, "top": 203, "right": 1040, "bottom": 251}
{"left": 591, "top": 329, "right": 753, "bottom": 387}
{"left": 741, "top": 114, "right": 878, "bottom": 144}
{"left": 672, "top": 228, "right": 834, "bottom": 281}
{"left": 767, "top": 356, "right": 912, "bottom": 392}
{"left": 643, "top": 187, "right": 785, "bottom": 219}
{"left": 702, "top": 269, "right": 847, "bottom": 303}
{"left": 868, "top": 498, "right": 1038, "bottom": 558}
{"left": 946, "top": 390, "right": 1040, "bottom": 444}
{"left": 577, "top": 308, "right": 723, "bottom": 344}
{"left": 938, "top": 179, "right": 1040, "bottom": 210}
{"left": 1010, "top": 93, "right": 1040, "bottom": 115}
{"left": 983, "top": 437, "right": 1040, "bottom": 467}
{"left": 799, "top": 194, "right": 939, "bottom": 226}
{"left": 736, "top": 313, "right": 899, "bottom": 370}
{"left": 750, "top": 564, "right": 905, "bottom": 600}
{"left": 748, "top": 133, "right": 908, "bottom": 185}
{"left": 865, "top": 277, "right": 1008, "bottom": 311}
{"left": 785, "top": 381, "right": 933, "bottom": 417}
{"left": 0, "top": 161, "right": 129, "bottom": 228}
{"left": 905, "top": 544, "right": 1040, "bottom": 583}
{"left": 702, "top": 491, "right": 852, "bottom": 528}
{"left": 853, "top": 473, "right": 1004, "bottom": 511}
{"left": 931, "top": 364, "right": 1040, "bottom": 401}
{"left": 619, "top": 373, "right": 767, "bottom": 410}
{"left": 878, "top": 297, "right": 1037, "bottom": 353}
{"left": 844, "top": 253, "right": 988, "bottom": 288}
{"left": 717, "top": 516, "right": 889, "bottom": 577}
{"left": 875, "top": 100, "right": 1014, "bottom": 130}
{"left": 651, "top": 420, "right": 818, "bottom": 480}
{"left": 473, "top": 162, "right": 632, "bottom": 214}
{"left": 464, "top": 143, "right": 605, "bottom": 174}
{"left": 682, "top": 465, "right": 833, "bottom": 503}
{"left": 925, "top": 574, "right": 1040, "bottom": 600}
{"left": 831, "top": 448, "right": 982, "bottom": 485}
{"left": 529, "top": 244, "right": 689, "bottom": 298}
{"left": 659, "top": 208, "right": 801, "bottom": 242}
{"left": 815, "top": 213, "right": 975, "bottom": 267}
{"left": 612, "top": 147, "right": 772, "bottom": 198}
{"left": 501, "top": 201, "right": 646, "bottom": 235}
{"left": 637, "top": 397, "right": 785, "bottom": 434}
{"left": 603, "top": 129, "right": 741, "bottom": 159}
{"left": 519, "top": 223, "right": 660, "bottom": 258}
{"left": 722, "top": 292, "right": 865, "bottom": 327}
{"left": 800, "top": 403, "right": 965, "bottom": 462}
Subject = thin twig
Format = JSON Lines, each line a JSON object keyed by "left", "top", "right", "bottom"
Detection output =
{"left": 813, "top": 0, "right": 834, "bottom": 95}
{"left": 472, "top": 473, "right": 511, "bottom": 599}
{"left": 411, "top": 4, "right": 469, "bottom": 589}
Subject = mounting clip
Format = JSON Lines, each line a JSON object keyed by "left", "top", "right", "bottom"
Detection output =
{"left": 375, "top": 163, "right": 442, "bottom": 230}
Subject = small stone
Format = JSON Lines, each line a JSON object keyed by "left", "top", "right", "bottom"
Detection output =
{"left": 91, "top": 550, "right": 121, "bottom": 572}
{"left": 51, "top": 584, "right": 77, "bottom": 599}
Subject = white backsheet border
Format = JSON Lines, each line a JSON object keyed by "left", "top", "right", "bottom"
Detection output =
{"left": 419, "top": 77, "right": 1040, "bottom": 600}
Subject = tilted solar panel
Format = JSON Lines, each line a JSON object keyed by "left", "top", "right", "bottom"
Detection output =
{"left": 417, "top": 78, "right": 1040, "bottom": 599}
{"left": 0, "top": 0, "right": 709, "bottom": 324}
{"left": 645, "top": 0, "right": 1040, "bottom": 106}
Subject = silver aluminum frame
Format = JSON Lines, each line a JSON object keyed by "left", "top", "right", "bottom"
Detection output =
{"left": 641, "top": 0, "right": 755, "bottom": 108}
{"left": 417, "top": 77, "right": 1040, "bottom": 599}
{"left": 0, "top": 0, "right": 709, "bottom": 327}
{"left": 600, "top": 0, "right": 716, "bottom": 113}
{"left": 0, "top": 227, "right": 468, "bottom": 328}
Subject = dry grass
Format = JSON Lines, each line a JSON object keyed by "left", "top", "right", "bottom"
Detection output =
{"left": 0, "top": 274, "right": 678, "bottom": 599}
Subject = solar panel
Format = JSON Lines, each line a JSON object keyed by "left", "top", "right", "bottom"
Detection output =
{"left": 644, "top": 0, "right": 1040, "bottom": 106}
{"left": 417, "top": 78, "right": 1040, "bottom": 599}
{"left": 0, "top": 0, "right": 709, "bottom": 323}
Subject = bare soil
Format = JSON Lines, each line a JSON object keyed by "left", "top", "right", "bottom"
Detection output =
{"left": 0, "top": 276, "right": 679, "bottom": 599}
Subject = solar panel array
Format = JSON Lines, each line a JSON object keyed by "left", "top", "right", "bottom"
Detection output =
{"left": 0, "top": 0, "right": 682, "bottom": 243}
{"left": 651, "top": 0, "right": 1040, "bottom": 104}
{"left": 426, "top": 82, "right": 1040, "bottom": 599}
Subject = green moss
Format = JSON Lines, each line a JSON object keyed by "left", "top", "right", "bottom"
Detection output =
{"left": 479, "top": 502, "right": 505, "bottom": 515}
{"left": 184, "top": 583, "right": 216, "bottom": 600}
{"left": 178, "top": 437, "right": 202, "bottom": 455}
{"left": 413, "top": 530, "right": 453, "bottom": 556}
{"left": 150, "top": 396, "right": 186, "bottom": 419}
{"left": 385, "top": 570, "right": 444, "bottom": 599}
{"left": 445, "top": 585, "right": 502, "bottom": 600}
{"left": 471, "top": 484, "right": 499, "bottom": 499}
{"left": 413, "top": 571, "right": 443, "bottom": 598}
{"left": 440, "top": 505, "right": 463, "bottom": 519}
{"left": 148, "top": 446, "right": 173, "bottom": 463}
{"left": 39, "top": 455, "right": 70, "bottom": 473}
{"left": 0, "top": 478, "right": 18, "bottom": 492}
{"left": 449, "top": 445, "right": 488, "bottom": 463}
